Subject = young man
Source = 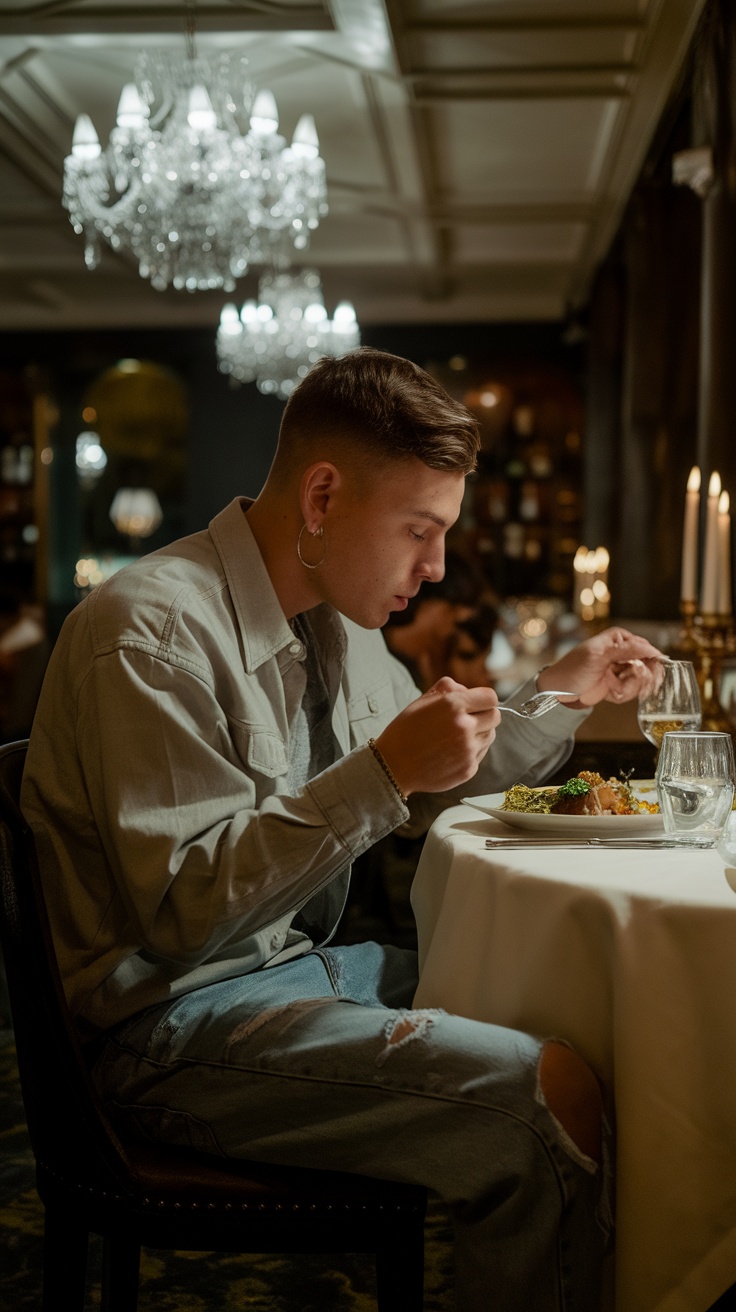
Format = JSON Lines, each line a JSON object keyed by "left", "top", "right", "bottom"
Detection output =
{"left": 23, "top": 349, "right": 662, "bottom": 1310}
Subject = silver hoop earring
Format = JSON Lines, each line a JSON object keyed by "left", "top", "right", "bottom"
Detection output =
{"left": 297, "top": 523, "right": 327, "bottom": 569}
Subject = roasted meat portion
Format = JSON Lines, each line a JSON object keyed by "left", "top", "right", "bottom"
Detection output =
{"left": 550, "top": 771, "right": 629, "bottom": 816}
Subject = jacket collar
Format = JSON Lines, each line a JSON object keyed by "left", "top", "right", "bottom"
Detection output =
{"left": 208, "top": 497, "right": 347, "bottom": 676}
{"left": 209, "top": 497, "right": 296, "bottom": 673}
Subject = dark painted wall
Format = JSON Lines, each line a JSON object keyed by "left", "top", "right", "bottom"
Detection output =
{"left": 0, "top": 319, "right": 584, "bottom": 544}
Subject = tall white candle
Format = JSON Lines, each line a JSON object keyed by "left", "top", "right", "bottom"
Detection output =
{"left": 701, "top": 470, "right": 722, "bottom": 614}
{"left": 681, "top": 465, "right": 701, "bottom": 603}
{"left": 718, "top": 490, "right": 732, "bottom": 616}
{"left": 592, "top": 546, "right": 611, "bottom": 619}
{"left": 573, "top": 546, "right": 588, "bottom": 616}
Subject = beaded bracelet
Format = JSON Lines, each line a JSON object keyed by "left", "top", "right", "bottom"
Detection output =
{"left": 367, "top": 738, "right": 409, "bottom": 806}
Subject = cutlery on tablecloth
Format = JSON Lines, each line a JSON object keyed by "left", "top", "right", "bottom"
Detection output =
{"left": 483, "top": 836, "right": 713, "bottom": 850}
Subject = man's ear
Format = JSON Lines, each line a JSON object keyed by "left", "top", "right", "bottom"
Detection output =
{"left": 300, "top": 461, "right": 342, "bottom": 530}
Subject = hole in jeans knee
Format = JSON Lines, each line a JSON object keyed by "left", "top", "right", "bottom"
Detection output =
{"left": 536, "top": 1040, "right": 603, "bottom": 1170}
{"left": 375, "top": 1008, "right": 443, "bottom": 1067}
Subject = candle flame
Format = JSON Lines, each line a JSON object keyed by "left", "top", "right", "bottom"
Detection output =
{"left": 709, "top": 471, "right": 722, "bottom": 497}
{"left": 719, "top": 490, "right": 730, "bottom": 514}
{"left": 687, "top": 466, "right": 701, "bottom": 492}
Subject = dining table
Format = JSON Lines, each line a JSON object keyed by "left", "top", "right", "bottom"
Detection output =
{"left": 410, "top": 799, "right": 736, "bottom": 1312}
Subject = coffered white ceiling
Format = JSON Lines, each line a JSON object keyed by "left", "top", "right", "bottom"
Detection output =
{"left": 0, "top": 0, "right": 706, "bottom": 328}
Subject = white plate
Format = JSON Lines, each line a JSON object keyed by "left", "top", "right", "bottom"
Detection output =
{"left": 462, "top": 780, "right": 663, "bottom": 837}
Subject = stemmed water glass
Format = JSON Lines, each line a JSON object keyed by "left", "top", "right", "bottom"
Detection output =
{"left": 637, "top": 660, "right": 702, "bottom": 750}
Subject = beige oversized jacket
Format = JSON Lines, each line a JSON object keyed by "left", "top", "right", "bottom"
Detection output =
{"left": 22, "top": 497, "right": 585, "bottom": 1037}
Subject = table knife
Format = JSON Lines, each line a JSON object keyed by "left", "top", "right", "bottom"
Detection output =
{"left": 483, "top": 836, "right": 714, "bottom": 850}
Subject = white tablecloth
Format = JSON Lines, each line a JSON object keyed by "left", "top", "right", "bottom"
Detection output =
{"left": 411, "top": 804, "right": 736, "bottom": 1312}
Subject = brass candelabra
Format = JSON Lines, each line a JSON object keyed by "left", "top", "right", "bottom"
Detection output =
{"left": 672, "top": 601, "right": 736, "bottom": 736}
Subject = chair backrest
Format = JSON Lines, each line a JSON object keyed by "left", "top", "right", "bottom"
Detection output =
{"left": 0, "top": 739, "right": 136, "bottom": 1194}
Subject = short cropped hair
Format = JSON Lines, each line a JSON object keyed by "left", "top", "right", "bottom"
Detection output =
{"left": 271, "top": 347, "right": 480, "bottom": 482}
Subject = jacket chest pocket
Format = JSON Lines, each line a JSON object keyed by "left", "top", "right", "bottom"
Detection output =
{"left": 228, "top": 719, "right": 289, "bottom": 780}
{"left": 346, "top": 680, "right": 397, "bottom": 746}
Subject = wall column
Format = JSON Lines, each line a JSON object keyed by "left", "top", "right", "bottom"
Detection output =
{"left": 693, "top": 0, "right": 736, "bottom": 496}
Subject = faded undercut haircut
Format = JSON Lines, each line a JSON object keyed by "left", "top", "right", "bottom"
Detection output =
{"left": 270, "top": 347, "right": 481, "bottom": 484}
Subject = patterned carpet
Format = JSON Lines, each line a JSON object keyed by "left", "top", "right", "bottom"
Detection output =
{"left": 0, "top": 1027, "right": 455, "bottom": 1311}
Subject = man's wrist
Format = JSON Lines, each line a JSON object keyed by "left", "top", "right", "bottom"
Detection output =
{"left": 535, "top": 664, "right": 552, "bottom": 692}
{"left": 536, "top": 663, "right": 585, "bottom": 708}
{"left": 367, "top": 738, "right": 410, "bottom": 805}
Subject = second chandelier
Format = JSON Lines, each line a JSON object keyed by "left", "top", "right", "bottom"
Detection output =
{"left": 217, "top": 269, "right": 360, "bottom": 399}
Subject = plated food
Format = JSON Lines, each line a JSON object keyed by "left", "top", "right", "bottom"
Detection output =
{"left": 462, "top": 774, "right": 663, "bottom": 837}
{"left": 503, "top": 771, "right": 659, "bottom": 817}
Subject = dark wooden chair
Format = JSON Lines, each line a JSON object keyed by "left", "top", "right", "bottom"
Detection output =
{"left": 0, "top": 739, "right": 426, "bottom": 1312}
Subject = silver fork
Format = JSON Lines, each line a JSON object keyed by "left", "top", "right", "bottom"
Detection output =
{"left": 497, "top": 691, "right": 580, "bottom": 720}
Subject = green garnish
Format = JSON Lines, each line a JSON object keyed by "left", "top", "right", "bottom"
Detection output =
{"left": 556, "top": 777, "right": 591, "bottom": 799}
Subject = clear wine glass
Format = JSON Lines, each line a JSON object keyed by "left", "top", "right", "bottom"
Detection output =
{"left": 637, "top": 659, "right": 702, "bottom": 749}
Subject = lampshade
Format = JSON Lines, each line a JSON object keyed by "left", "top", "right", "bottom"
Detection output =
{"left": 109, "top": 488, "right": 163, "bottom": 539}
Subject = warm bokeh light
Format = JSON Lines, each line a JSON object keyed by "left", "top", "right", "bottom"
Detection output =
{"left": 74, "top": 557, "right": 104, "bottom": 588}
{"left": 520, "top": 616, "right": 547, "bottom": 638}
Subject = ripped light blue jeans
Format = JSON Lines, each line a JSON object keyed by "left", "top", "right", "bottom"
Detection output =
{"left": 91, "top": 942, "right": 610, "bottom": 1310}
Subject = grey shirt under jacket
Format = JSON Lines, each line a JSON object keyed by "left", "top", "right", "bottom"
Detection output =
{"left": 22, "top": 497, "right": 586, "bottom": 1038}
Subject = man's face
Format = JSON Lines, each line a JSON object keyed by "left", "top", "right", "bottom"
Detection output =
{"left": 313, "top": 459, "right": 466, "bottom": 629}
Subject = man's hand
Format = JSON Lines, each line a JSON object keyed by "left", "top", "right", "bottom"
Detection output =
{"left": 537, "top": 626, "right": 667, "bottom": 708}
{"left": 375, "top": 677, "right": 501, "bottom": 797}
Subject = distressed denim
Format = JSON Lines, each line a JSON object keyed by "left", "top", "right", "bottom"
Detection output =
{"left": 92, "top": 942, "right": 610, "bottom": 1311}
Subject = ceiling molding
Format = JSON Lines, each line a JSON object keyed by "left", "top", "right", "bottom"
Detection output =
{"left": 406, "top": 64, "right": 636, "bottom": 79}
{"left": 0, "top": 98, "right": 60, "bottom": 192}
{"left": 0, "top": 4, "right": 334, "bottom": 36}
{"left": 412, "top": 86, "right": 631, "bottom": 103}
{"left": 405, "top": 17, "right": 647, "bottom": 36}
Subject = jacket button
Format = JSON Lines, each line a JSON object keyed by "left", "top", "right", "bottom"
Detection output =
{"left": 368, "top": 696, "right": 378, "bottom": 713}
{"left": 289, "top": 642, "right": 302, "bottom": 656}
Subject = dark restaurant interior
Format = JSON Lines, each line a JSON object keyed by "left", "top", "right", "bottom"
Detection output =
{"left": 3, "top": 0, "right": 736, "bottom": 1309}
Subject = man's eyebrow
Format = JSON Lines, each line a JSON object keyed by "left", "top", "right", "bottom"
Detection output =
{"left": 410, "top": 510, "right": 448, "bottom": 528}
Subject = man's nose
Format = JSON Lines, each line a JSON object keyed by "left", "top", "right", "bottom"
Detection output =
{"left": 421, "top": 543, "right": 445, "bottom": 583}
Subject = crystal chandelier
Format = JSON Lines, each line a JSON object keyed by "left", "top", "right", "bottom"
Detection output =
{"left": 63, "top": 47, "right": 328, "bottom": 292}
{"left": 216, "top": 268, "right": 360, "bottom": 399}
